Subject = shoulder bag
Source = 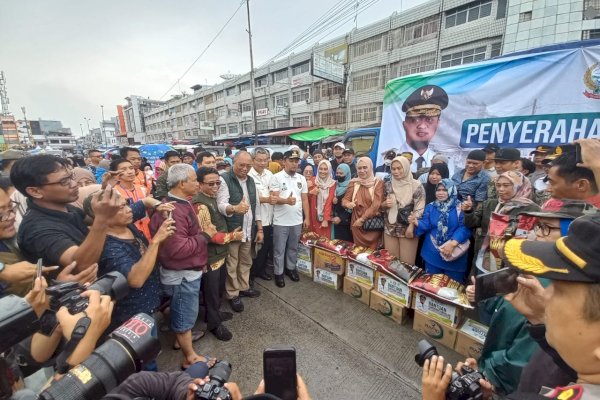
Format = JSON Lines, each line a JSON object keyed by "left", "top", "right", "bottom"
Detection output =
{"left": 352, "top": 182, "right": 384, "bottom": 231}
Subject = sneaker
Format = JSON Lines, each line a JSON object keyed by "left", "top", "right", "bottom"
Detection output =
{"left": 210, "top": 325, "right": 233, "bottom": 341}
{"left": 219, "top": 311, "right": 233, "bottom": 321}
{"left": 229, "top": 297, "right": 244, "bottom": 313}
{"left": 284, "top": 268, "right": 300, "bottom": 282}
{"left": 239, "top": 288, "right": 261, "bottom": 298}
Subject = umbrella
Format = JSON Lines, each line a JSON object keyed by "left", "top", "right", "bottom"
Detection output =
{"left": 138, "top": 144, "right": 174, "bottom": 164}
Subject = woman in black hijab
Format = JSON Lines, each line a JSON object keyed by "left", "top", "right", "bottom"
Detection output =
{"left": 423, "top": 163, "right": 450, "bottom": 204}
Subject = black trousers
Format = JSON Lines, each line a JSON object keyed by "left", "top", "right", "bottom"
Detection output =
{"left": 202, "top": 264, "right": 226, "bottom": 331}
{"left": 251, "top": 224, "right": 273, "bottom": 278}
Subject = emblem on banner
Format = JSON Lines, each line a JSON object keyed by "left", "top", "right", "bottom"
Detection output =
{"left": 583, "top": 62, "right": 600, "bottom": 99}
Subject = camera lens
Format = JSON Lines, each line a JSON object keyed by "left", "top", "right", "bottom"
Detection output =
{"left": 414, "top": 339, "right": 439, "bottom": 367}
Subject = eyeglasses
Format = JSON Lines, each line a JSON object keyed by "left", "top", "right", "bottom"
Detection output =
{"left": 42, "top": 172, "right": 75, "bottom": 187}
{"left": 203, "top": 181, "right": 221, "bottom": 187}
{"left": 0, "top": 202, "right": 17, "bottom": 222}
{"left": 534, "top": 222, "right": 561, "bottom": 236}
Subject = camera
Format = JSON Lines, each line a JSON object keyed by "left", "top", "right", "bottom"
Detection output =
{"left": 195, "top": 360, "right": 233, "bottom": 400}
{"left": 415, "top": 340, "right": 485, "bottom": 400}
{"left": 46, "top": 271, "right": 129, "bottom": 314}
{"left": 39, "top": 313, "right": 161, "bottom": 400}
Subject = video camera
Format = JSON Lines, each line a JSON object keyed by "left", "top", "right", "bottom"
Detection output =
{"left": 415, "top": 340, "right": 485, "bottom": 400}
{"left": 195, "top": 360, "right": 233, "bottom": 400}
{"left": 39, "top": 313, "right": 160, "bottom": 400}
{"left": 0, "top": 271, "right": 129, "bottom": 354}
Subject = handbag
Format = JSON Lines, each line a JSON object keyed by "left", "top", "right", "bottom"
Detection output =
{"left": 352, "top": 182, "right": 384, "bottom": 231}
{"left": 430, "top": 207, "right": 470, "bottom": 262}
{"left": 396, "top": 204, "right": 414, "bottom": 226}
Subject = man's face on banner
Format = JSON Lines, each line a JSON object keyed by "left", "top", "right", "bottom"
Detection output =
{"left": 402, "top": 115, "right": 440, "bottom": 153}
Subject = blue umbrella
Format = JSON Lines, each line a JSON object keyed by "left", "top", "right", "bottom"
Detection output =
{"left": 138, "top": 144, "right": 174, "bottom": 164}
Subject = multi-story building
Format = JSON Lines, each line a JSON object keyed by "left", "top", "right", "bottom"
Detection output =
{"left": 140, "top": 0, "right": 596, "bottom": 144}
{"left": 123, "top": 95, "right": 165, "bottom": 144}
{"left": 16, "top": 120, "right": 33, "bottom": 145}
{"left": 28, "top": 120, "right": 45, "bottom": 147}
{"left": 46, "top": 128, "right": 77, "bottom": 151}
{"left": 0, "top": 115, "right": 18, "bottom": 148}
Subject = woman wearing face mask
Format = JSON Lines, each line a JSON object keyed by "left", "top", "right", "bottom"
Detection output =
{"left": 143, "top": 163, "right": 157, "bottom": 195}
{"left": 410, "top": 179, "right": 471, "bottom": 282}
{"left": 381, "top": 156, "right": 425, "bottom": 264}
{"left": 342, "top": 157, "right": 384, "bottom": 247}
{"left": 423, "top": 163, "right": 449, "bottom": 204}
{"left": 332, "top": 164, "right": 353, "bottom": 242}
{"left": 463, "top": 170, "right": 540, "bottom": 275}
{"left": 308, "top": 160, "right": 336, "bottom": 238}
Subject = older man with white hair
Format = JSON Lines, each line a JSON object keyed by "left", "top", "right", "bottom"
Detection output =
{"left": 150, "top": 163, "right": 216, "bottom": 369}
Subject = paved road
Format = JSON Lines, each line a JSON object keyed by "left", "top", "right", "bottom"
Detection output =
{"left": 157, "top": 276, "right": 462, "bottom": 399}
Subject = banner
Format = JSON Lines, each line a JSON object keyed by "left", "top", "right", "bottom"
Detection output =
{"left": 378, "top": 42, "right": 600, "bottom": 172}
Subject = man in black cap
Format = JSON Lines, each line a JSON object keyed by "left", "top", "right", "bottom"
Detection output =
{"left": 528, "top": 145, "right": 551, "bottom": 184}
{"left": 375, "top": 149, "right": 396, "bottom": 178}
{"left": 482, "top": 144, "right": 500, "bottom": 177}
{"left": 399, "top": 85, "right": 449, "bottom": 173}
{"left": 498, "top": 214, "right": 600, "bottom": 399}
{"left": 342, "top": 148, "right": 357, "bottom": 178}
{"left": 486, "top": 148, "right": 522, "bottom": 200}
{"left": 451, "top": 149, "right": 490, "bottom": 205}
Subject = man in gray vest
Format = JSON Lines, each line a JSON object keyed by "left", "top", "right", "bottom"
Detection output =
{"left": 217, "top": 151, "right": 263, "bottom": 312}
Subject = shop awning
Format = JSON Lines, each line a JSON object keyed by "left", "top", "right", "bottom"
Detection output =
{"left": 258, "top": 127, "right": 343, "bottom": 141}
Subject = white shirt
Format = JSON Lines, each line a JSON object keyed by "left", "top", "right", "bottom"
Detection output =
{"left": 269, "top": 170, "right": 308, "bottom": 226}
{"left": 397, "top": 142, "right": 436, "bottom": 173}
{"left": 216, "top": 175, "right": 262, "bottom": 242}
{"left": 248, "top": 167, "right": 274, "bottom": 227}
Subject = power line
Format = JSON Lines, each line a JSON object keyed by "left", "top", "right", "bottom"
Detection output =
{"left": 159, "top": 0, "right": 246, "bottom": 100}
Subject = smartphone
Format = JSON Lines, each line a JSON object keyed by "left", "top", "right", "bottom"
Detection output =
{"left": 475, "top": 268, "right": 519, "bottom": 302}
{"left": 263, "top": 346, "right": 297, "bottom": 400}
{"left": 33, "top": 258, "right": 43, "bottom": 288}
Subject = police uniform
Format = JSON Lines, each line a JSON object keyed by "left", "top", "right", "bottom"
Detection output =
{"left": 400, "top": 85, "right": 449, "bottom": 173}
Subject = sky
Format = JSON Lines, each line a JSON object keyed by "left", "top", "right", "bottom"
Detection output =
{"left": 0, "top": 0, "right": 428, "bottom": 135}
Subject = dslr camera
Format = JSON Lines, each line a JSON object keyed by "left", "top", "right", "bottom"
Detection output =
{"left": 196, "top": 361, "right": 233, "bottom": 400}
{"left": 415, "top": 340, "right": 485, "bottom": 400}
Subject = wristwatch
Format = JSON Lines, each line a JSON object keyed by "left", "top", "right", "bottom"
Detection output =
{"left": 0, "top": 262, "right": 5, "bottom": 274}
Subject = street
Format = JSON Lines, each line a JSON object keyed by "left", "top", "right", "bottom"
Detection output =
{"left": 157, "top": 276, "right": 462, "bottom": 399}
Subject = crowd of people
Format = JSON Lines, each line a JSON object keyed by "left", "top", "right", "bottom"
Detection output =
{"left": 1, "top": 135, "right": 600, "bottom": 399}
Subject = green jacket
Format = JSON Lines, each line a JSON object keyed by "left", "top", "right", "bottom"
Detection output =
{"left": 221, "top": 171, "right": 257, "bottom": 232}
{"left": 192, "top": 192, "right": 229, "bottom": 266}
{"left": 155, "top": 173, "right": 169, "bottom": 200}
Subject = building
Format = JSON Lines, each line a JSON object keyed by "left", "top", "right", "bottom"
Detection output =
{"left": 123, "top": 95, "right": 165, "bottom": 144}
{"left": 16, "top": 120, "right": 33, "bottom": 146}
{"left": 0, "top": 115, "right": 18, "bottom": 148}
{"left": 139, "top": 0, "right": 597, "bottom": 144}
{"left": 46, "top": 128, "right": 77, "bottom": 152}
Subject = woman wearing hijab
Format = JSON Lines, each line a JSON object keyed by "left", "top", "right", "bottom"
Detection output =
{"left": 381, "top": 156, "right": 425, "bottom": 264}
{"left": 332, "top": 164, "right": 353, "bottom": 242}
{"left": 342, "top": 157, "right": 384, "bottom": 247}
{"left": 308, "top": 160, "right": 336, "bottom": 238}
{"left": 423, "top": 163, "right": 450, "bottom": 204}
{"left": 411, "top": 179, "right": 471, "bottom": 282}
{"left": 463, "top": 170, "right": 540, "bottom": 275}
{"left": 73, "top": 167, "right": 96, "bottom": 187}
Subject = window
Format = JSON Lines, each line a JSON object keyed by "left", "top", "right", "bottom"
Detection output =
{"left": 292, "top": 116, "right": 310, "bottom": 127}
{"left": 496, "top": 0, "right": 507, "bottom": 19}
{"left": 257, "top": 121, "right": 270, "bottom": 131}
{"left": 274, "top": 93, "right": 289, "bottom": 107}
{"left": 204, "top": 94, "right": 214, "bottom": 105}
{"left": 314, "top": 81, "right": 343, "bottom": 101}
{"left": 319, "top": 111, "right": 346, "bottom": 126}
{"left": 390, "top": 52, "right": 436, "bottom": 78}
{"left": 215, "top": 91, "right": 224, "bottom": 100}
{"left": 276, "top": 119, "right": 290, "bottom": 128}
{"left": 352, "top": 67, "right": 387, "bottom": 91}
{"left": 226, "top": 87, "right": 238, "bottom": 96}
{"left": 292, "top": 62, "right": 309, "bottom": 76}
{"left": 218, "top": 126, "right": 227, "bottom": 136}
{"left": 217, "top": 107, "right": 226, "bottom": 118}
{"left": 198, "top": 112, "right": 205, "bottom": 121}
{"left": 255, "top": 75, "right": 267, "bottom": 88}
{"left": 583, "top": 29, "right": 600, "bottom": 39}
{"left": 446, "top": 0, "right": 492, "bottom": 28}
{"left": 206, "top": 109, "right": 215, "bottom": 121}
{"left": 519, "top": 11, "right": 532, "bottom": 22}
{"left": 241, "top": 102, "right": 252, "bottom": 113}
{"left": 490, "top": 42, "right": 502, "bottom": 58}
{"left": 228, "top": 124, "right": 238, "bottom": 134}
{"left": 239, "top": 81, "right": 250, "bottom": 92}
{"left": 583, "top": 0, "right": 600, "bottom": 19}
{"left": 403, "top": 16, "right": 439, "bottom": 45}
{"left": 242, "top": 122, "right": 252, "bottom": 133}
{"left": 441, "top": 46, "right": 487, "bottom": 68}
{"left": 292, "top": 88, "right": 310, "bottom": 103}
{"left": 183, "top": 116, "right": 189, "bottom": 126}
{"left": 352, "top": 35, "right": 384, "bottom": 57}
{"left": 351, "top": 106, "right": 379, "bottom": 123}
{"left": 227, "top": 106, "right": 239, "bottom": 117}
{"left": 255, "top": 98, "right": 269, "bottom": 110}
{"left": 274, "top": 69, "right": 288, "bottom": 81}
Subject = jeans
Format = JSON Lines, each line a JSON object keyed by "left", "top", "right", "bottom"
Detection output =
{"left": 162, "top": 276, "right": 201, "bottom": 333}
{"left": 273, "top": 224, "right": 302, "bottom": 275}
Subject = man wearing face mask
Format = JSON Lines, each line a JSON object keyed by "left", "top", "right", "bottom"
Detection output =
{"left": 375, "top": 150, "right": 396, "bottom": 178}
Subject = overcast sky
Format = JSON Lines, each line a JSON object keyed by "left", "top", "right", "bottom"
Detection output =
{"left": 0, "top": 0, "right": 427, "bottom": 135}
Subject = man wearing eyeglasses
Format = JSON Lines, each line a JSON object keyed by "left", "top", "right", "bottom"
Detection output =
{"left": 12, "top": 155, "right": 122, "bottom": 273}
{"left": 396, "top": 85, "right": 449, "bottom": 173}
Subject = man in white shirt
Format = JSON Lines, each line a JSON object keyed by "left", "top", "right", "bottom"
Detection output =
{"left": 269, "top": 149, "right": 310, "bottom": 288}
{"left": 217, "top": 151, "right": 263, "bottom": 313}
{"left": 248, "top": 148, "right": 274, "bottom": 282}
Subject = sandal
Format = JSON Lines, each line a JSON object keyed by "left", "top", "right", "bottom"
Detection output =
{"left": 181, "top": 355, "right": 217, "bottom": 370}
{"left": 172, "top": 329, "right": 205, "bottom": 350}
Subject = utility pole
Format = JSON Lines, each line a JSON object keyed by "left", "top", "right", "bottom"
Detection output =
{"left": 20, "top": 106, "right": 32, "bottom": 147}
{"left": 83, "top": 117, "right": 92, "bottom": 147}
{"left": 100, "top": 105, "right": 107, "bottom": 148}
{"left": 246, "top": 0, "right": 259, "bottom": 145}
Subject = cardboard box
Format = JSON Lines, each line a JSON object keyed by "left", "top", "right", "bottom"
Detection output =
{"left": 296, "top": 244, "right": 313, "bottom": 277}
{"left": 313, "top": 247, "right": 346, "bottom": 275}
{"left": 369, "top": 290, "right": 408, "bottom": 324}
{"left": 313, "top": 268, "right": 342, "bottom": 290}
{"left": 375, "top": 271, "right": 411, "bottom": 307}
{"left": 343, "top": 276, "right": 371, "bottom": 306}
{"left": 413, "top": 311, "right": 458, "bottom": 349}
{"left": 412, "top": 292, "right": 464, "bottom": 328}
{"left": 347, "top": 260, "right": 376, "bottom": 287}
{"left": 454, "top": 319, "right": 489, "bottom": 359}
